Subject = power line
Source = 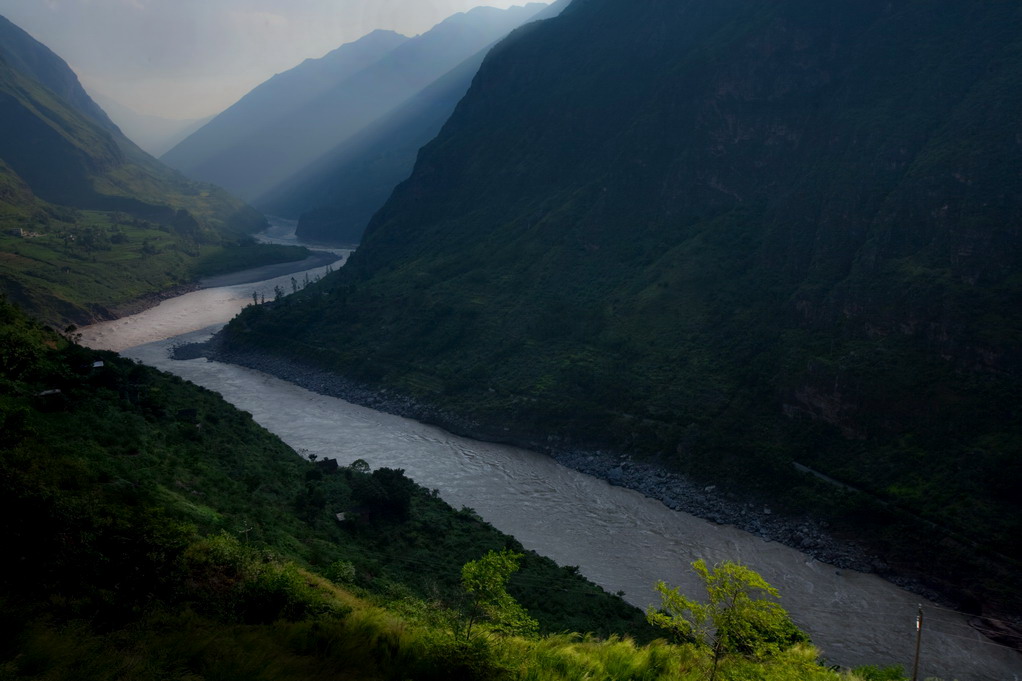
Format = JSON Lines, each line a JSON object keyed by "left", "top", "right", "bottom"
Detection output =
{"left": 922, "top": 626, "right": 1022, "bottom": 653}
{"left": 789, "top": 605, "right": 1022, "bottom": 632}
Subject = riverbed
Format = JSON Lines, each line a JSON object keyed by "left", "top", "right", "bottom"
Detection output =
{"left": 81, "top": 233, "right": 1022, "bottom": 680}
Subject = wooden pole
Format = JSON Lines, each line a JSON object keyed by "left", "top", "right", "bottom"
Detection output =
{"left": 911, "top": 605, "right": 923, "bottom": 681}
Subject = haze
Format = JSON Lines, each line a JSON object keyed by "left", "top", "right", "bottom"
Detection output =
{"left": 0, "top": 0, "right": 541, "bottom": 119}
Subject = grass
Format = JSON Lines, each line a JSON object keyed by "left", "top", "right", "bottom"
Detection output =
{"left": 0, "top": 207, "right": 308, "bottom": 326}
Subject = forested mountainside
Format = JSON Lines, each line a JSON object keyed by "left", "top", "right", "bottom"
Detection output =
{"left": 223, "top": 0, "right": 1022, "bottom": 622}
{"left": 0, "top": 16, "right": 291, "bottom": 326}
{"left": 262, "top": 0, "right": 573, "bottom": 246}
{"left": 162, "top": 4, "right": 547, "bottom": 201}
{"left": 0, "top": 295, "right": 889, "bottom": 681}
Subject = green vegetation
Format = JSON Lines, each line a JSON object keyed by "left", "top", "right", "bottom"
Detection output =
{"left": 647, "top": 561, "right": 809, "bottom": 681}
{"left": 0, "top": 21, "right": 289, "bottom": 325}
{"left": 224, "top": 0, "right": 1022, "bottom": 616}
{"left": 192, "top": 241, "right": 311, "bottom": 279}
{"left": 461, "top": 549, "right": 539, "bottom": 639}
{"left": 0, "top": 197, "right": 307, "bottom": 324}
{"left": 0, "top": 295, "right": 898, "bottom": 681}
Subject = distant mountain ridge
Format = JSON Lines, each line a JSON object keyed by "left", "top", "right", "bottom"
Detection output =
{"left": 260, "top": 0, "right": 573, "bottom": 245}
{"left": 160, "top": 29, "right": 410, "bottom": 185}
{"left": 89, "top": 91, "right": 212, "bottom": 157}
{"left": 162, "top": 4, "right": 548, "bottom": 200}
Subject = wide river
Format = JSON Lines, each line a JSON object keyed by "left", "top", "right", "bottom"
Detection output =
{"left": 82, "top": 228, "right": 1021, "bottom": 681}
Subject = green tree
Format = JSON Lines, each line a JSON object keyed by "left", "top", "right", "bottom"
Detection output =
{"left": 647, "top": 560, "right": 807, "bottom": 681}
{"left": 460, "top": 549, "right": 538, "bottom": 639}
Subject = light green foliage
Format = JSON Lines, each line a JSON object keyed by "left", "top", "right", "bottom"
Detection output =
{"left": 462, "top": 549, "right": 539, "bottom": 638}
{"left": 326, "top": 560, "right": 357, "bottom": 584}
{"left": 648, "top": 561, "right": 808, "bottom": 680}
{"left": 852, "top": 665, "right": 907, "bottom": 681}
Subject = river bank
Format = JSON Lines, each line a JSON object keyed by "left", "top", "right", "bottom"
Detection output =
{"left": 74, "top": 250, "right": 339, "bottom": 327}
{"left": 178, "top": 331, "right": 944, "bottom": 602}
{"left": 198, "top": 250, "right": 340, "bottom": 288}
{"left": 184, "top": 331, "right": 1022, "bottom": 662}
{"left": 73, "top": 222, "right": 1022, "bottom": 676}
{"left": 101, "top": 282, "right": 200, "bottom": 322}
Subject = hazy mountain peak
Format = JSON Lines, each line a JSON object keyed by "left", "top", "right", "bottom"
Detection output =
{"left": 163, "top": 3, "right": 551, "bottom": 200}
{"left": 295, "top": 28, "right": 409, "bottom": 75}
{"left": 88, "top": 89, "right": 213, "bottom": 157}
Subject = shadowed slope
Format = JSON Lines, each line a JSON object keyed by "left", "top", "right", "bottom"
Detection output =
{"left": 226, "top": 0, "right": 1022, "bottom": 618}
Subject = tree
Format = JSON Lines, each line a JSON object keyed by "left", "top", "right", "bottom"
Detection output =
{"left": 647, "top": 560, "right": 807, "bottom": 681}
{"left": 460, "top": 549, "right": 538, "bottom": 639}
{"left": 349, "top": 467, "right": 415, "bottom": 521}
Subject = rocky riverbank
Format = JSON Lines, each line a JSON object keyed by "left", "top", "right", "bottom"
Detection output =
{"left": 175, "top": 330, "right": 954, "bottom": 605}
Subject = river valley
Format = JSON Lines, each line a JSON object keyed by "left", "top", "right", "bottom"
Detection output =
{"left": 80, "top": 228, "right": 1022, "bottom": 681}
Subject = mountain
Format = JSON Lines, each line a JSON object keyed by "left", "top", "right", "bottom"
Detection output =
{"left": 260, "top": 0, "right": 573, "bottom": 245}
{"left": 0, "top": 13, "right": 262, "bottom": 221}
{"left": 0, "top": 15, "right": 271, "bottom": 324}
{"left": 162, "top": 4, "right": 548, "bottom": 201}
{"left": 224, "top": 0, "right": 1022, "bottom": 618}
{"left": 0, "top": 14, "right": 117, "bottom": 133}
{"left": 160, "top": 29, "right": 409, "bottom": 192}
{"left": 89, "top": 90, "right": 212, "bottom": 157}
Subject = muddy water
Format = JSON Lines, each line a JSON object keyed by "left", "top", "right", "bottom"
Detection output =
{"left": 82, "top": 239, "right": 1022, "bottom": 681}
{"left": 81, "top": 253, "right": 348, "bottom": 352}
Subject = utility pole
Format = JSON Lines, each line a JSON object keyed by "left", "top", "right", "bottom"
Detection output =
{"left": 911, "top": 604, "right": 924, "bottom": 681}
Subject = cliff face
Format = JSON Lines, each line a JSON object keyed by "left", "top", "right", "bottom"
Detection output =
{"left": 227, "top": 0, "right": 1022, "bottom": 598}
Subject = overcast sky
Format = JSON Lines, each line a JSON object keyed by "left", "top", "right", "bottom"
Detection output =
{"left": 0, "top": 0, "right": 537, "bottom": 119}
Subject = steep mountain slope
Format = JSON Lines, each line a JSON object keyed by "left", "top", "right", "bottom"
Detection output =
{"left": 0, "top": 13, "right": 262, "bottom": 225}
{"left": 0, "top": 13, "right": 117, "bottom": 133}
{"left": 162, "top": 5, "right": 547, "bottom": 200}
{"left": 160, "top": 29, "right": 409, "bottom": 185}
{"left": 0, "top": 16, "right": 274, "bottom": 324}
{"left": 261, "top": 48, "right": 489, "bottom": 244}
{"left": 261, "top": 0, "right": 573, "bottom": 245}
{"left": 225, "top": 0, "right": 1022, "bottom": 616}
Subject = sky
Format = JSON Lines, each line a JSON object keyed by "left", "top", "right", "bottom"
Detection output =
{"left": 0, "top": 0, "right": 537, "bottom": 120}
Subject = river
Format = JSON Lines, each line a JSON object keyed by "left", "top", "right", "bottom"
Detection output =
{"left": 81, "top": 227, "right": 1022, "bottom": 681}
